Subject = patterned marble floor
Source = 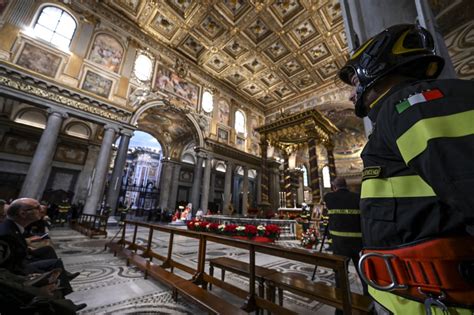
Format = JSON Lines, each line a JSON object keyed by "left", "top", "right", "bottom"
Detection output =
{"left": 50, "top": 225, "right": 364, "bottom": 314}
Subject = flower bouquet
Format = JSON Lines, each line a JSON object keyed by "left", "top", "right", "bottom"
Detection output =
{"left": 301, "top": 228, "right": 319, "bottom": 249}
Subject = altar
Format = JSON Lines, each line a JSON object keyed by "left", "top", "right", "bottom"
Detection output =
{"left": 277, "top": 207, "right": 302, "bottom": 218}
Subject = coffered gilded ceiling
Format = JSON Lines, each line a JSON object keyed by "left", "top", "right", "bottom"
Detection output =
{"left": 108, "top": 0, "right": 348, "bottom": 111}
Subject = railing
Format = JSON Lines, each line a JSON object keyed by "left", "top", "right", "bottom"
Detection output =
{"left": 106, "top": 219, "right": 369, "bottom": 314}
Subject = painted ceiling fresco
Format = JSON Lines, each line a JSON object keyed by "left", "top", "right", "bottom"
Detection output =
{"left": 108, "top": 0, "right": 348, "bottom": 111}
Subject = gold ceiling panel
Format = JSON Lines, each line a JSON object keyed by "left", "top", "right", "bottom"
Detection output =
{"left": 109, "top": 0, "right": 348, "bottom": 110}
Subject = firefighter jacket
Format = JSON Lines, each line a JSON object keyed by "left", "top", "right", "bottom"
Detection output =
{"left": 360, "top": 79, "right": 474, "bottom": 248}
{"left": 323, "top": 188, "right": 362, "bottom": 254}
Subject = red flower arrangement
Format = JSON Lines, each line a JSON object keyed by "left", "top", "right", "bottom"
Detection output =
{"left": 224, "top": 224, "right": 238, "bottom": 235}
{"left": 208, "top": 222, "right": 219, "bottom": 233}
{"left": 244, "top": 224, "right": 257, "bottom": 237}
{"left": 264, "top": 224, "right": 280, "bottom": 239}
{"left": 186, "top": 219, "right": 280, "bottom": 241}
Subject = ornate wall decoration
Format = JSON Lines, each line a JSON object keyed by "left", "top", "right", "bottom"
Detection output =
{"left": 179, "top": 169, "right": 193, "bottom": 182}
{"left": 217, "top": 99, "right": 230, "bottom": 125}
{"left": 88, "top": 33, "right": 124, "bottom": 73}
{"left": 2, "top": 134, "right": 37, "bottom": 156}
{"left": 54, "top": 144, "right": 87, "bottom": 165}
{"left": 16, "top": 43, "right": 62, "bottom": 78}
{"left": 236, "top": 135, "right": 245, "bottom": 151}
{"left": 81, "top": 70, "right": 114, "bottom": 98}
{"left": 217, "top": 127, "right": 229, "bottom": 143}
{"left": 173, "top": 58, "right": 189, "bottom": 79}
{"left": 154, "top": 63, "right": 199, "bottom": 107}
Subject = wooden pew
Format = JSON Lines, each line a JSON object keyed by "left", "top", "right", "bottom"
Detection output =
{"left": 73, "top": 214, "right": 108, "bottom": 238}
{"left": 209, "top": 256, "right": 278, "bottom": 297}
{"left": 208, "top": 256, "right": 372, "bottom": 314}
{"left": 264, "top": 272, "right": 372, "bottom": 314}
{"left": 107, "top": 220, "right": 372, "bottom": 315}
{"left": 109, "top": 240, "right": 247, "bottom": 314}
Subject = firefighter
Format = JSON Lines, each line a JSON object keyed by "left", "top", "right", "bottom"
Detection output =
{"left": 338, "top": 24, "right": 474, "bottom": 314}
{"left": 324, "top": 177, "right": 367, "bottom": 303}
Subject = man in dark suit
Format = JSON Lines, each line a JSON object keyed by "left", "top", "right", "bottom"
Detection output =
{"left": 0, "top": 198, "right": 78, "bottom": 297}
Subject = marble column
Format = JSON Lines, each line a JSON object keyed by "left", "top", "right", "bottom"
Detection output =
{"left": 325, "top": 142, "right": 337, "bottom": 183}
{"left": 200, "top": 155, "right": 212, "bottom": 212}
{"left": 296, "top": 170, "right": 304, "bottom": 205}
{"left": 158, "top": 159, "right": 174, "bottom": 210}
{"left": 190, "top": 152, "right": 204, "bottom": 215}
{"left": 256, "top": 171, "right": 262, "bottom": 205}
{"left": 73, "top": 145, "right": 99, "bottom": 204}
{"left": 83, "top": 125, "right": 118, "bottom": 214}
{"left": 242, "top": 165, "right": 249, "bottom": 215}
{"left": 223, "top": 161, "right": 233, "bottom": 214}
{"left": 268, "top": 159, "right": 281, "bottom": 211}
{"left": 168, "top": 161, "right": 181, "bottom": 211}
{"left": 307, "top": 134, "right": 321, "bottom": 204}
{"left": 209, "top": 171, "right": 216, "bottom": 206}
{"left": 106, "top": 130, "right": 133, "bottom": 214}
{"left": 20, "top": 110, "right": 67, "bottom": 199}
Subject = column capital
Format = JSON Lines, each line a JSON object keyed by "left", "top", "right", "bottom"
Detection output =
{"left": 161, "top": 156, "right": 172, "bottom": 163}
{"left": 47, "top": 109, "right": 68, "bottom": 119}
{"left": 120, "top": 129, "right": 134, "bottom": 138}
{"left": 104, "top": 124, "right": 119, "bottom": 133}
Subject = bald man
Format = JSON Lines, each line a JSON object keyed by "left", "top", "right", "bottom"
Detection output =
{"left": 0, "top": 198, "right": 75, "bottom": 297}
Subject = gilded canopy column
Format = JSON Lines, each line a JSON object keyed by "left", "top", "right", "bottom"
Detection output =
{"left": 306, "top": 129, "right": 321, "bottom": 204}
{"left": 325, "top": 140, "right": 337, "bottom": 182}
{"left": 283, "top": 153, "right": 292, "bottom": 208}
{"left": 258, "top": 138, "right": 270, "bottom": 209}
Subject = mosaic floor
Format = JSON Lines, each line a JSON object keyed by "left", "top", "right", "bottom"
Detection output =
{"left": 50, "top": 224, "right": 365, "bottom": 314}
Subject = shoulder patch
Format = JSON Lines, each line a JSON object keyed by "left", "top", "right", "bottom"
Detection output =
{"left": 362, "top": 166, "right": 382, "bottom": 180}
{"left": 396, "top": 89, "right": 444, "bottom": 114}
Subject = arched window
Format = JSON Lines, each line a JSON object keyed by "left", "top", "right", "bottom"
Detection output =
{"left": 133, "top": 53, "right": 153, "bottom": 82}
{"left": 322, "top": 165, "right": 331, "bottom": 188}
{"left": 234, "top": 110, "right": 246, "bottom": 135}
{"left": 33, "top": 6, "right": 76, "bottom": 48}
{"left": 201, "top": 90, "right": 213, "bottom": 113}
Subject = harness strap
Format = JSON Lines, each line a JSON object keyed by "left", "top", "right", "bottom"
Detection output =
{"left": 359, "top": 236, "right": 474, "bottom": 306}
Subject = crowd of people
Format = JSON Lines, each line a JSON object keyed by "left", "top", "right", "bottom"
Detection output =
{"left": 0, "top": 198, "right": 86, "bottom": 314}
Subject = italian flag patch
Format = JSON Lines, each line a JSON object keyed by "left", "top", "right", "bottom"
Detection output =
{"left": 396, "top": 89, "right": 444, "bottom": 114}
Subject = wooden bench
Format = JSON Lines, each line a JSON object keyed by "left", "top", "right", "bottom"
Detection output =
{"left": 264, "top": 272, "right": 373, "bottom": 314}
{"left": 73, "top": 214, "right": 108, "bottom": 238}
{"left": 108, "top": 219, "right": 370, "bottom": 314}
{"left": 208, "top": 257, "right": 371, "bottom": 314}
{"left": 209, "top": 257, "right": 278, "bottom": 297}
{"left": 109, "top": 244, "right": 247, "bottom": 315}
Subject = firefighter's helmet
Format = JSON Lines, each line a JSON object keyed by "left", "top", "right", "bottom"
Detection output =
{"left": 339, "top": 24, "right": 444, "bottom": 117}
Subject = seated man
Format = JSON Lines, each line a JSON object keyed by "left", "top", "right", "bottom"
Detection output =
{"left": 0, "top": 198, "right": 80, "bottom": 297}
{"left": 0, "top": 239, "right": 86, "bottom": 314}
{"left": 24, "top": 202, "right": 51, "bottom": 238}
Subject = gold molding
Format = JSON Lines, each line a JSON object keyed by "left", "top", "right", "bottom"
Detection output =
{"left": 0, "top": 66, "right": 131, "bottom": 123}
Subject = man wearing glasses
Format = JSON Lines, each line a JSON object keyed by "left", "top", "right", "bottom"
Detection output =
{"left": 0, "top": 198, "right": 78, "bottom": 297}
